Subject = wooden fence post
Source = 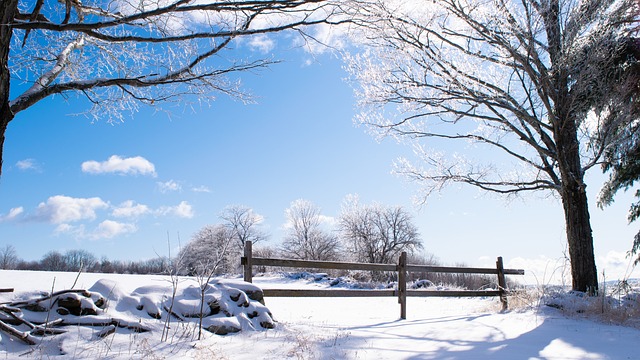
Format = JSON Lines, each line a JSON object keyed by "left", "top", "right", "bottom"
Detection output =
{"left": 496, "top": 256, "right": 507, "bottom": 311}
{"left": 244, "top": 241, "right": 253, "bottom": 283}
{"left": 398, "top": 251, "right": 407, "bottom": 319}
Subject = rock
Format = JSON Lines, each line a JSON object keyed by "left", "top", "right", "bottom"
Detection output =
{"left": 56, "top": 307, "right": 70, "bottom": 316}
{"left": 411, "top": 279, "right": 434, "bottom": 289}
{"left": 93, "top": 296, "right": 106, "bottom": 309}
{"left": 218, "top": 280, "right": 265, "bottom": 305}
{"left": 228, "top": 289, "right": 249, "bottom": 307}
{"left": 207, "top": 323, "right": 241, "bottom": 335}
{"left": 58, "top": 295, "right": 82, "bottom": 316}
{"left": 56, "top": 294, "right": 99, "bottom": 316}
{"left": 97, "top": 325, "right": 116, "bottom": 338}
{"left": 243, "top": 289, "right": 265, "bottom": 305}
{"left": 260, "top": 321, "right": 275, "bottom": 329}
{"left": 24, "top": 303, "right": 47, "bottom": 312}
{"left": 209, "top": 298, "right": 221, "bottom": 315}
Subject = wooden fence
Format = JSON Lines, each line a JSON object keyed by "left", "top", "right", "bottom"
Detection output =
{"left": 241, "top": 241, "right": 525, "bottom": 319}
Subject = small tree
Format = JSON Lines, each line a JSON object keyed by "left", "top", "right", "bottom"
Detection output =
{"left": 220, "top": 205, "right": 268, "bottom": 251}
{"left": 280, "top": 199, "right": 341, "bottom": 261}
{"left": 0, "top": 244, "right": 18, "bottom": 269}
{"left": 339, "top": 196, "right": 422, "bottom": 264}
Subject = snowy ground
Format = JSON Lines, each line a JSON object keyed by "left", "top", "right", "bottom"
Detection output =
{"left": 0, "top": 270, "right": 638, "bottom": 359}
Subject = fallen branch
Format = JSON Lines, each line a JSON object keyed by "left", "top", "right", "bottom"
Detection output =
{"left": 9, "top": 289, "right": 91, "bottom": 308}
{"left": 0, "top": 320, "right": 36, "bottom": 345}
{"left": 163, "top": 305, "right": 185, "bottom": 322}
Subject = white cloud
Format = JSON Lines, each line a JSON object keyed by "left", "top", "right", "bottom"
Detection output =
{"left": 35, "top": 195, "right": 108, "bottom": 224}
{"left": 157, "top": 201, "right": 194, "bottom": 218}
{"left": 81, "top": 155, "right": 156, "bottom": 177}
{"left": 0, "top": 207, "right": 24, "bottom": 222}
{"left": 54, "top": 223, "right": 84, "bottom": 237}
{"left": 54, "top": 220, "right": 137, "bottom": 240}
{"left": 112, "top": 200, "right": 150, "bottom": 218}
{"left": 16, "top": 158, "right": 40, "bottom": 171}
{"left": 157, "top": 180, "right": 182, "bottom": 193}
{"left": 91, "top": 220, "right": 137, "bottom": 240}
{"left": 248, "top": 34, "right": 276, "bottom": 53}
{"left": 191, "top": 185, "right": 211, "bottom": 193}
{"left": 301, "top": 23, "right": 348, "bottom": 54}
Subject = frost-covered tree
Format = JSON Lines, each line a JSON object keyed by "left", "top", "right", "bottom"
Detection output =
{"left": 179, "top": 224, "right": 238, "bottom": 276}
{"left": 0, "top": 0, "right": 344, "bottom": 175}
{"left": 281, "top": 199, "right": 341, "bottom": 261}
{"left": 339, "top": 196, "right": 422, "bottom": 264}
{"left": 344, "top": 0, "right": 639, "bottom": 292}
{"left": 219, "top": 205, "right": 268, "bottom": 251}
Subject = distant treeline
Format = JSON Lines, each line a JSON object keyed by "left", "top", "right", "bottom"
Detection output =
{"left": 0, "top": 245, "right": 501, "bottom": 290}
{"left": 0, "top": 246, "right": 170, "bottom": 275}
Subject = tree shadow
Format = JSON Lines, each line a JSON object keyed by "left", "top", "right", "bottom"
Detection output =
{"left": 314, "top": 311, "right": 639, "bottom": 359}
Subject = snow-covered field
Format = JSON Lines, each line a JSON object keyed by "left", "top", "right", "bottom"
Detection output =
{"left": 0, "top": 270, "right": 638, "bottom": 359}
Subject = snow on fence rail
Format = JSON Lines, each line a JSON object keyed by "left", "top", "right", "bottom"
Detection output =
{"left": 240, "top": 241, "right": 525, "bottom": 319}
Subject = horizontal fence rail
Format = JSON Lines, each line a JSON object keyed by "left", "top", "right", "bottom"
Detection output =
{"left": 249, "top": 257, "right": 397, "bottom": 272}
{"left": 241, "top": 241, "right": 524, "bottom": 319}
{"left": 263, "top": 289, "right": 397, "bottom": 297}
{"left": 406, "top": 264, "right": 524, "bottom": 275}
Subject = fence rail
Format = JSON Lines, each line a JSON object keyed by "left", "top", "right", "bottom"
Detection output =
{"left": 241, "top": 241, "right": 524, "bottom": 319}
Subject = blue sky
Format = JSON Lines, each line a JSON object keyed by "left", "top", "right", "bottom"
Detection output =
{"left": 1, "top": 39, "right": 638, "bottom": 283}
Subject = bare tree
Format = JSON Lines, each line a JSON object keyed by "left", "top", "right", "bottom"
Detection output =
{"left": 281, "top": 199, "right": 341, "bottom": 261}
{"left": 339, "top": 196, "right": 422, "bottom": 264}
{"left": 219, "top": 205, "right": 268, "bottom": 251}
{"left": 40, "top": 250, "right": 66, "bottom": 271}
{"left": 0, "top": 245, "right": 18, "bottom": 269}
{"left": 343, "top": 0, "right": 639, "bottom": 292}
{"left": 63, "top": 249, "right": 97, "bottom": 272}
{"left": 0, "top": 0, "right": 345, "bottom": 175}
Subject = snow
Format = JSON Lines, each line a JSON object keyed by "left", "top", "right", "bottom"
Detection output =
{"left": 0, "top": 270, "right": 638, "bottom": 359}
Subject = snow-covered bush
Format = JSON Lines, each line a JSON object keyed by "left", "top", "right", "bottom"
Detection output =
{"left": 541, "top": 280, "right": 640, "bottom": 328}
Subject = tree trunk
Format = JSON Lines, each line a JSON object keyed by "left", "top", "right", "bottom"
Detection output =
{"left": 556, "top": 113, "right": 599, "bottom": 293}
{"left": 553, "top": 98, "right": 599, "bottom": 292}
{"left": 555, "top": 106, "right": 598, "bottom": 292}
{"left": 544, "top": 0, "right": 598, "bottom": 293}
{"left": 561, "top": 181, "right": 598, "bottom": 293}
{"left": 0, "top": 0, "right": 18, "bottom": 177}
